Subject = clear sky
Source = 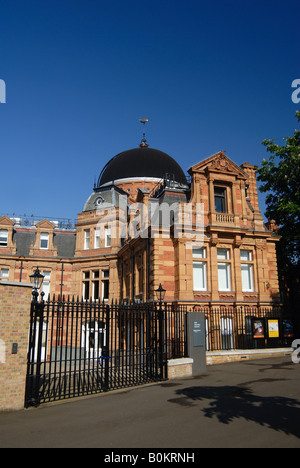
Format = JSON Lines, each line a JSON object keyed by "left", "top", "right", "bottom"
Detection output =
{"left": 0, "top": 0, "right": 299, "bottom": 222}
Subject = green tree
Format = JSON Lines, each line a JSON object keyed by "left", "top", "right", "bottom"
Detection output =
{"left": 257, "top": 111, "right": 300, "bottom": 266}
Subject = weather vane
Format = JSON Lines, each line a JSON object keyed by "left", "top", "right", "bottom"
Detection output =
{"left": 139, "top": 117, "right": 149, "bottom": 147}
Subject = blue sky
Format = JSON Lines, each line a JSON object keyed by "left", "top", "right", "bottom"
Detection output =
{"left": 0, "top": 0, "right": 299, "bottom": 221}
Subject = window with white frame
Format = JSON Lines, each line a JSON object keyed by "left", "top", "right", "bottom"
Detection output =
{"left": 0, "top": 268, "right": 9, "bottom": 281}
{"left": 82, "top": 269, "right": 109, "bottom": 301}
{"left": 193, "top": 247, "right": 207, "bottom": 291}
{"left": 42, "top": 271, "right": 51, "bottom": 299}
{"left": 105, "top": 226, "right": 111, "bottom": 248}
{"left": 83, "top": 271, "right": 90, "bottom": 300}
{"left": 102, "top": 270, "right": 109, "bottom": 300}
{"left": 0, "top": 230, "right": 8, "bottom": 247}
{"left": 94, "top": 229, "right": 100, "bottom": 249}
{"left": 240, "top": 250, "right": 254, "bottom": 292}
{"left": 84, "top": 230, "right": 90, "bottom": 250}
{"left": 217, "top": 248, "right": 231, "bottom": 291}
{"left": 92, "top": 270, "right": 100, "bottom": 300}
{"left": 40, "top": 233, "right": 49, "bottom": 250}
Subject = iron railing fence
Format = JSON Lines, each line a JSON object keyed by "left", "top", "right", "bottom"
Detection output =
{"left": 25, "top": 298, "right": 188, "bottom": 407}
{"left": 203, "top": 305, "right": 293, "bottom": 352}
{"left": 25, "top": 297, "right": 292, "bottom": 407}
{"left": 164, "top": 303, "right": 188, "bottom": 359}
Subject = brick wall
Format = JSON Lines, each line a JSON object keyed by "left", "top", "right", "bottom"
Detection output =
{"left": 0, "top": 282, "right": 32, "bottom": 411}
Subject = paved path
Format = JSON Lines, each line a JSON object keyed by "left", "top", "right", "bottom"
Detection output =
{"left": 0, "top": 356, "right": 299, "bottom": 448}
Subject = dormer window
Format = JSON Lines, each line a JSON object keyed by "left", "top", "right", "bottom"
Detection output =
{"left": 214, "top": 187, "right": 227, "bottom": 213}
{"left": 0, "top": 230, "right": 8, "bottom": 247}
{"left": 40, "top": 233, "right": 49, "bottom": 250}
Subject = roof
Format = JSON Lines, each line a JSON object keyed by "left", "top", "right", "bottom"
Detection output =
{"left": 98, "top": 147, "right": 188, "bottom": 187}
{"left": 13, "top": 230, "right": 76, "bottom": 258}
{"left": 83, "top": 185, "right": 128, "bottom": 212}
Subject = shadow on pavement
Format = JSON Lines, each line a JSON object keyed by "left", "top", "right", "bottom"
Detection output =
{"left": 168, "top": 383, "right": 300, "bottom": 438}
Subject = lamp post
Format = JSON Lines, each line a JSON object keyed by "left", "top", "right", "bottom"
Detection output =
{"left": 30, "top": 267, "right": 44, "bottom": 302}
{"left": 29, "top": 267, "right": 45, "bottom": 407}
{"left": 155, "top": 283, "right": 166, "bottom": 305}
{"left": 155, "top": 284, "right": 167, "bottom": 380}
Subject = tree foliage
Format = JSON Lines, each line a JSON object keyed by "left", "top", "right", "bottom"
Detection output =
{"left": 257, "top": 112, "right": 300, "bottom": 266}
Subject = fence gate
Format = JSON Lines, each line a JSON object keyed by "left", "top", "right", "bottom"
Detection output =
{"left": 25, "top": 298, "right": 168, "bottom": 407}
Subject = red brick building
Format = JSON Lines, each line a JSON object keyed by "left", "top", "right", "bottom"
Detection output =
{"left": 0, "top": 139, "right": 280, "bottom": 309}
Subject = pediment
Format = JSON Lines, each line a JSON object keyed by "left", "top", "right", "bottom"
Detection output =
{"left": 189, "top": 152, "right": 249, "bottom": 180}
{"left": 0, "top": 216, "right": 15, "bottom": 227}
{"left": 35, "top": 219, "right": 56, "bottom": 230}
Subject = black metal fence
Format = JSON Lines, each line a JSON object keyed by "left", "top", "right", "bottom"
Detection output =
{"left": 25, "top": 297, "right": 292, "bottom": 407}
{"left": 25, "top": 298, "right": 188, "bottom": 407}
{"left": 165, "top": 304, "right": 188, "bottom": 359}
{"left": 203, "top": 306, "right": 293, "bottom": 351}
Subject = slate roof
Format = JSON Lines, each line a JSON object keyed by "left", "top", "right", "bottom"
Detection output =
{"left": 13, "top": 230, "right": 36, "bottom": 257}
{"left": 13, "top": 230, "right": 76, "bottom": 258}
{"left": 53, "top": 233, "right": 76, "bottom": 258}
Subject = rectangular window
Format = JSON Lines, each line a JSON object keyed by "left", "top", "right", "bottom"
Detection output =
{"left": 241, "top": 264, "right": 254, "bottom": 292}
{"left": 214, "top": 187, "right": 227, "bottom": 213}
{"left": 83, "top": 271, "right": 90, "bottom": 300}
{"left": 193, "top": 247, "right": 207, "bottom": 291}
{"left": 217, "top": 248, "right": 230, "bottom": 260}
{"left": 0, "top": 230, "right": 8, "bottom": 247}
{"left": 0, "top": 268, "right": 9, "bottom": 280}
{"left": 218, "top": 263, "right": 231, "bottom": 291}
{"left": 42, "top": 271, "right": 51, "bottom": 299}
{"left": 193, "top": 262, "right": 207, "bottom": 291}
{"left": 193, "top": 247, "right": 206, "bottom": 259}
{"left": 84, "top": 230, "right": 90, "bottom": 250}
{"left": 102, "top": 270, "right": 109, "bottom": 300}
{"left": 240, "top": 250, "right": 252, "bottom": 262}
{"left": 217, "top": 248, "right": 231, "bottom": 291}
{"left": 94, "top": 229, "right": 100, "bottom": 249}
{"left": 92, "top": 271, "right": 100, "bottom": 300}
{"left": 40, "top": 233, "right": 49, "bottom": 250}
{"left": 105, "top": 227, "right": 111, "bottom": 248}
{"left": 241, "top": 250, "right": 254, "bottom": 292}
{"left": 138, "top": 267, "right": 143, "bottom": 294}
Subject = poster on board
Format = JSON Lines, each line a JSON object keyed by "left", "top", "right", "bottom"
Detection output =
{"left": 252, "top": 319, "right": 265, "bottom": 339}
{"left": 268, "top": 319, "right": 280, "bottom": 339}
{"left": 283, "top": 320, "right": 294, "bottom": 338}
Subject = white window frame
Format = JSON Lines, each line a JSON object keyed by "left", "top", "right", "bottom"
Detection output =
{"left": 0, "top": 268, "right": 9, "bottom": 281}
{"left": 241, "top": 264, "right": 254, "bottom": 292}
{"left": 240, "top": 250, "right": 252, "bottom": 262}
{"left": 92, "top": 271, "right": 100, "bottom": 301}
{"left": 0, "top": 230, "right": 8, "bottom": 247}
{"left": 94, "top": 229, "right": 100, "bottom": 249}
{"left": 84, "top": 230, "right": 90, "bottom": 250}
{"left": 42, "top": 271, "right": 51, "bottom": 299}
{"left": 105, "top": 226, "right": 111, "bottom": 248}
{"left": 192, "top": 247, "right": 207, "bottom": 291}
{"left": 240, "top": 250, "right": 254, "bottom": 292}
{"left": 102, "top": 270, "right": 109, "bottom": 301}
{"left": 193, "top": 262, "right": 207, "bottom": 291}
{"left": 217, "top": 248, "right": 230, "bottom": 260}
{"left": 218, "top": 263, "right": 231, "bottom": 292}
{"left": 193, "top": 247, "right": 206, "bottom": 259}
{"left": 217, "top": 248, "right": 231, "bottom": 292}
{"left": 40, "top": 233, "right": 49, "bottom": 250}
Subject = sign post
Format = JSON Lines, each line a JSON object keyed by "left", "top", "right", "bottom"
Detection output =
{"left": 187, "top": 309, "right": 206, "bottom": 375}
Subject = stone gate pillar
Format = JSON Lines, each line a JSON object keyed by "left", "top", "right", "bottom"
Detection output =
{"left": 0, "top": 282, "right": 32, "bottom": 411}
